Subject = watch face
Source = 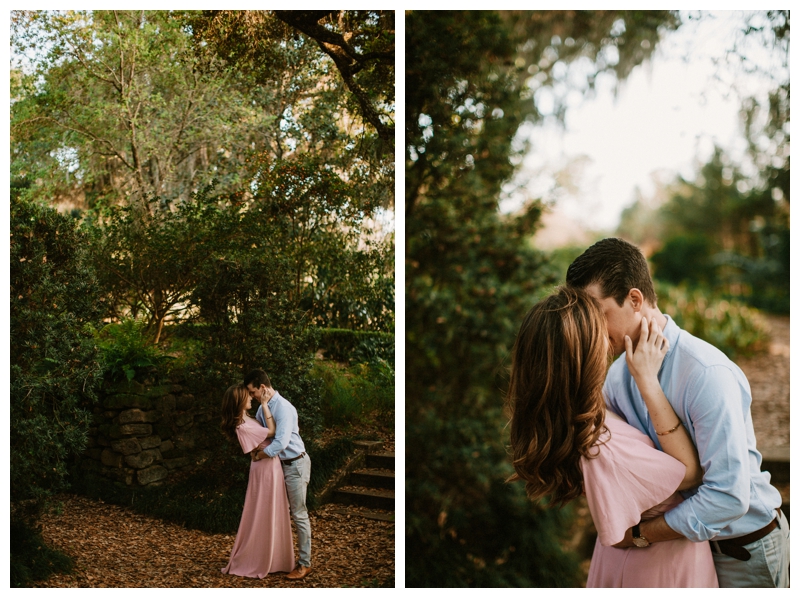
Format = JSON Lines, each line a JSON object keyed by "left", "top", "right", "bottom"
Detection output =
{"left": 633, "top": 537, "right": 649, "bottom": 548}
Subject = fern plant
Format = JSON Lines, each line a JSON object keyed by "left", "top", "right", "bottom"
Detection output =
{"left": 95, "top": 318, "right": 172, "bottom": 381}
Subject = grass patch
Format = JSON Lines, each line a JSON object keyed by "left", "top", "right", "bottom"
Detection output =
{"left": 312, "top": 359, "right": 395, "bottom": 430}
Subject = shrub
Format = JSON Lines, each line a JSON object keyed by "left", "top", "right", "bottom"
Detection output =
{"left": 650, "top": 234, "right": 717, "bottom": 287}
{"left": 317, "top": 328, "right": 395, "bottom": 365}
{"left": 11, "top": 193, "right": 104, "bottom": 511}
{"left": 655, "top": 282, "right": 770, "bottom": 358}
{"left": 10, "top": 519, "right": 73, "bottom": 587}
{"left": 11, "top": 192, "right": 103, "bottom": 584}
{"left": 311, "top": 359, "right": 395, "bottom": 429}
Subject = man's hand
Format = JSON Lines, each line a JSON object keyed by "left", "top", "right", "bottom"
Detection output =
{"left": 613, "top": 526, "right": 636, "bottom": 548}
{"left": 250, "top": 448, "right": 260, "bottom": 461}
{"left": 613, "top": 515, "right": 684, "bottom": 548}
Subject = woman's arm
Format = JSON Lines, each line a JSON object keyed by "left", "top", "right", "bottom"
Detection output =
{"left": 625, "top": 317, "right": 703, "bottom": 491}
{"left": 260, "top": 400, "right": 276, "bottom": 438}
{"left": 250, "top": 396, "right": 277, "bottom": 462}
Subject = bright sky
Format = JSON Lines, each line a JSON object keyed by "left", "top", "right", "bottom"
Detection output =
{"left": 502, "top": 11, "right": 785, "bottom": 232}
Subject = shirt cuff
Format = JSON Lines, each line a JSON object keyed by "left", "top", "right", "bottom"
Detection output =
{"left": 664, "top": 500, "right": 712, "bottom": 542}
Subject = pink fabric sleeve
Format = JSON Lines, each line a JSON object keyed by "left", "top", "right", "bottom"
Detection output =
{"left": 235, "top": 419, "right": 269, "bottom": 454}
{"left": 582, "top": 427, "right": 686, "bottom": 546}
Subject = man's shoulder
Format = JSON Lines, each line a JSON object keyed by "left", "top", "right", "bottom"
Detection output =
{"left": 272, "top": 391, "right": 297, "bottom": 412}
{"left": 672, "top": 324, "right": 738, "bottom": 370}
{"left": 669, "top": 324, "right": 750, "bottom": 394}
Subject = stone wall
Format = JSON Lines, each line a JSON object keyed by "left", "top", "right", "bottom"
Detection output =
{"left": 80, "top": 375, "right": 216, "bottom": 487}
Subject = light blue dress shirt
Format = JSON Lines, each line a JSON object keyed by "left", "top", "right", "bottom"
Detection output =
{"left": 603, "top": 315, "right": 782, "bottom": 542}
{"left": 256, "top": 390, "right": 306, "bottom": 460}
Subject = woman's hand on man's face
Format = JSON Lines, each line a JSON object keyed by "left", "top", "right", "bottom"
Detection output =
{"left": 624, "top": 316, "right": 669, "bottom": 385}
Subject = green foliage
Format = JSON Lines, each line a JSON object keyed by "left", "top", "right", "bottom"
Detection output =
{"left": 631, "top": 147, "right": 790, "bottom": 314}
{"left": 11, "top": 10, "right": 395, "bottom": 212}
{"left": 190, "top": 10, "right": 395, "bottom": 155}
{"left": 311, "top": 360, "right": 395, "bottom": 429}
{"left": 656, "top": 282, "right": 770, "bottom": 358}
{"left": 317, "top": 328, "right": 394, "bottom": 364}
{"left": 10, "top": 519, "right": 74, "bottom": 587}
{"left": 86, "top": 190, "right": 225, "bottom": 341}
{"left": 304, "top": 245, "right": 395, "bottom": 332}
{"left": 11, "top": 10, "right": 258, "bottom": 209}
{"left": 406, "top": 406, "right": 583, "bottom": 587}
{"left": 95, "top": 318, "right": 173, "bottom": 382}
{"left": 650, "top": 234, "right": 717, "bottom": 287}
{"left": 10, "top": 192, "right": 104, "bottom": 510}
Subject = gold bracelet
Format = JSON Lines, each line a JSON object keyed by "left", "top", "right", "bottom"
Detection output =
{"left": 656, "top": 421, "right": 682, "bottom": 436}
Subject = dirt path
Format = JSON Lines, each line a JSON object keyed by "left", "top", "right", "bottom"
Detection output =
{"left": 33, "top": 495, "right": 394, "bottom": 588}
{"left": 735, "top": 314, "right": 790, "bottom": 450}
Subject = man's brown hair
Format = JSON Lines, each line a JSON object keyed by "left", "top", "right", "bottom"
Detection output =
{"left": 566, "top": 237, "right": 657, "bottom": 307}
{"left": 243, "top": 368, "right": 271, "bottom": 389}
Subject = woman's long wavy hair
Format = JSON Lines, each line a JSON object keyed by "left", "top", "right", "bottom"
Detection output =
{"left": 507, "top": 286, "right": 609, "bottom": 506}
{"left": 220, "top": 384, "right": 250, "bottom": 443}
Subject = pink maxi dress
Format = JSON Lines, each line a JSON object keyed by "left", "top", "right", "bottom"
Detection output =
{"left": 221, "top": 417, "right": 295, "bottom": 578}
{"left": 582, "top": 416, "right": 718, "bottom": 588}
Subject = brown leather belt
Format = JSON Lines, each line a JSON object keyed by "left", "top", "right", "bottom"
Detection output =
{"left": 280, "top": 451, "right": 306, "bottom": 465}
{"left": 710, "top": 508, "right": 782, "bottom": 561}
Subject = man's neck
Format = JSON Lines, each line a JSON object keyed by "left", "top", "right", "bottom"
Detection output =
{"left": 642, "top": 307, "right": 667, "bottom": 331}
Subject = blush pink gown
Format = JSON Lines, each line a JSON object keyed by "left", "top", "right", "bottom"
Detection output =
{"left": 582, "top": 417, "right": 718, "bottom": 588}
{"left": 221, "top": 417, "right": 295, "bottom": 578}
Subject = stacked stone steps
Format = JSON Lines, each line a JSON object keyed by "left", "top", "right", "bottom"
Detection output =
{"left": 350, "top": 468, "right": 394, "bottom": 489}
{"left": 331, "top": 450, "right": 395, "bottom": 514}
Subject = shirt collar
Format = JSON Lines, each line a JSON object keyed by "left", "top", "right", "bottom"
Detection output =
{"left": 660, "top": 314, "right": 679, "bottom": 371}
{"left": 268, "top": 390, "right": 281, "bottom": 407}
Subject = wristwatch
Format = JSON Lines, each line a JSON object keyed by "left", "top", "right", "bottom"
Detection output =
{"left": 632, "top": 523, "right": 650, "bottom": 548}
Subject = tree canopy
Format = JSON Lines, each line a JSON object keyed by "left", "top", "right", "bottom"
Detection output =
{"left": 11, "top": 10, "right": 395, "bottom": 213}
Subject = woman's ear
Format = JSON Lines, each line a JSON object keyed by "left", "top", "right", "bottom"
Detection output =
{"left": 628, "top": 288, "right": 644, "bottom": 312}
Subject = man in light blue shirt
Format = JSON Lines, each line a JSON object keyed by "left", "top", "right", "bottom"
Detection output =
{"left": 567, "top": 237, "right": 788, "bottom": 587}
{"left": 244, "top": 368, "right": 312, "bottom": 581}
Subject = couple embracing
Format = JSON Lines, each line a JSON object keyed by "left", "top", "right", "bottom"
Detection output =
{"left": 508, "top": 238, "right": 789, "bottom": 588}
{"left": 219, "top": 369, "right": 312, "bottom": 581}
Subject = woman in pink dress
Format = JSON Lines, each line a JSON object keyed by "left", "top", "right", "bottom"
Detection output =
{"left": 507, "top": 287, "right": 717, "bottom": 587}
{"left": 220, "top": 384, "right": 295, "bottom": 578}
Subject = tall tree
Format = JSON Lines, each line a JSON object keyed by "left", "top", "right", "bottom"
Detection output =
{"left": 11, "top": 10, "right": 261, "bottom": 212}
{"left": 620, "top": 11, "right": 789, "bottom": 312}
{"left": 12, "top": 10, "right": 395, "bottom": 339}
{"left": 11, "top": 10, "right": 396, "bottom": 213}
{"left": 186, "top": 10, "right": 395, "bottom": 208}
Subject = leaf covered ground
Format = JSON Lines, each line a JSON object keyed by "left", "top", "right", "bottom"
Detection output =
{"left": 32, "top": 493, "right": 395, "bottom": 588}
